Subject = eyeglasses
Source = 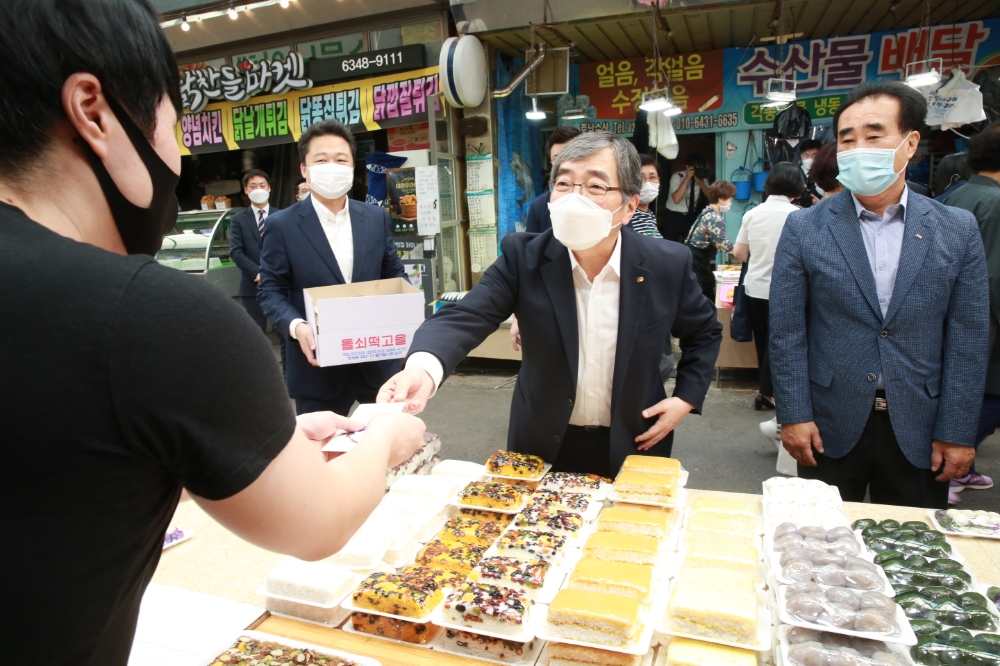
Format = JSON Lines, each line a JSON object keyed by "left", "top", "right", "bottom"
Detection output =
{"left": 551, "top": 179, "right": 622, "bottom": 201}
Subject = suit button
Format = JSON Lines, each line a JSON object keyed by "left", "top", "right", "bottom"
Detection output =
{"left": 553, "top": 435, "right": 561, "bottom": 443}
{"left": 567, "top": 399, "right": 574, "bottom": 406}
{"left": 880, "top": 330, "right": 889, "bottom": 338}
{"left": 867, "top": 373, "right": 877, "bottom": 382}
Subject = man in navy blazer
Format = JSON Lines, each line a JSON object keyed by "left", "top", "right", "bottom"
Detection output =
{"left": 378, "top": 132, "right": 722, "bottom": 476}
{"left": 229, "top": 169, "right": 286, "bottom": 377}
{"left": 770, "top": 81, "right": 989, "bottom": 509}
{"left": 259, "top": 120, "right": 406, "bottom": 415}
{"left": 523, "top": 126, "right": 580, "bottom": 233}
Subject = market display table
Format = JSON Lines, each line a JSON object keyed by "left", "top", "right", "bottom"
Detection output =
{"left": 153, "top": 488, "right": 1000, "bottom": 665}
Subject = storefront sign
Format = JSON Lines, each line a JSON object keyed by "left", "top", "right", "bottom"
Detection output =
{"left": 175, "top": 65, "right": 440, "bottom": 155}
{"left": 298, "top": 33, "right": 365, "bottom": 59}
{"left": 308, "top": 44, "right": 425, "bottom": 83}
{"left": 574, "top": 18, "right": 1000, "bottom": 135}
{"left": 179, "top": 58, "right": 227, "bottom": 72}
{"left": 180, "top": 52, "right": 312, "bottom": 113}
{"left": 233, "top": 47, "right": 292, "bottom": 67}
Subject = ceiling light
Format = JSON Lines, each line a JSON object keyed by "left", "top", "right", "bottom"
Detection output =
{"left": 765, "top": 78, "right": 796, "bottom": 103}
{"left": 639, "top": 90, "right": 671, "bottom": 112}
{"left": 905, "top": 59, "right": 943, "bottom": 88}
{"left": 181, "top": 14, "right": 190, "bottom": 30}
{"left": 560, "top": 109, "right": 587, "bottom": 120}
{"left": 525, "top": 97, "right": 547, "bottom": 121}
{"left": 662, "top": 105, "right": 682, "bottom": 117}
{"left": 279, "top": 0, "right": 290, "bottom": 6}
{"left": 228, "top": 3, "right": 238, "bottom": 19}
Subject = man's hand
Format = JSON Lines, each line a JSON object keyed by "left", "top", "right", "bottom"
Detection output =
{"left": 510, "top": 316, "right": 521, "bottom": 352}
{"left": 296, "top": 411, "right": 365, "bottom": 462}
{"left": 366, "top": 412, "right": 427, "bottom": 467}
{"left": 782, "top": 421, "right": 824, "bottom": 467}
{"left": 376, "top": 366, "right": 436, "bottom": 414}
{"left": 684, "top": 166, "right": 696, "bottom": 181}
{"left": 931, "top": 440, "right": 976, "bottom": 481}
{"left": 295, "top": 322, "right": 319, "bottom": 367}
{"left": 255, "top": 273, "right": 260, "bottom": 283}
{"left": 635, "top": 397, "right": 694, "bottom": 450}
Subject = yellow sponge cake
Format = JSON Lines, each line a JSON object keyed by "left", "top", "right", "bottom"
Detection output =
{"left": 690, "top": 497, "right": 757, "bottom": 519}
{"left": 566, "top": 558, "right": 654, "bottom": 601}
{"left": 620, "top": 455, "right": 682, "bottom": 476}
{"left": 667, "top": 566, "right": 758, "bottom": 643}
{"left": 665, "top": 637, "right": 758, "bottom": 666}
{"left": 597, "top": 506, "right": 672, "bottom": 539}
{"left": 686, "top": 511, "right": 758, "bottom": 539}
{"left": 613, "top": 470, "right": 676, "bottom": 503}
{"left": 548, "top": 642, "right": 643, "bottom": 666}
{"left": 684, "top": 536, "right": 759, "bottom": 576}
{"left": 546, "top": 589, "right": 642, "bottom": 647}
{"left": 582, "top": 531, "right": 659, "bottom": 566}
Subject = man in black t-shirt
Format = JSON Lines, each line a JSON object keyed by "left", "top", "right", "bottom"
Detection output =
{"left": 0, "top": 2, "right": 426, "bottom": 663}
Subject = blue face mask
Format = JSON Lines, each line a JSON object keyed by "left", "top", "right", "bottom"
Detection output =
{"left": 836, "top": 132, "right": 913, "bottom": 196}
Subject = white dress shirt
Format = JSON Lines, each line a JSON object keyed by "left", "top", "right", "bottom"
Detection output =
{"left": 251, "top": 203, "right": 270, "bottom": 225}
{"left": 289, "top": 197, "right": 354, "bottom": 340}
{"left": 734, "top": 195, "right": 799, "bottom": 299}
{"left": 407, "top": 235, "right": 623, "bottom": 427}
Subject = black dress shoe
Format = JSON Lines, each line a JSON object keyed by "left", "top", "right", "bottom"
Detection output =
{"left": 755, "top": 394, "right": 775, "bottom": 411}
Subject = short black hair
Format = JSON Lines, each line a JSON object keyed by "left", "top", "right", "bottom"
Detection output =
{"left": 547, "top": 126, "right": 581, "bottom": 155}
{"left": 765, "top": 162, "right": 805, "bottom": 197}
{"left": 685, "top": 152, "right": 706, "bottom": 167}
{"left": 799, "top": 139, "right": 823, "bottom": 155}
{"left": 0, "top": 0, "right": 180, "bottom": 179}
{"left": 933, "top": 152, "right": 974, "bottom": 194}
{"left": 809, "top": 141, "right": 840, "bottom": 192}
{"left": 242, "top": 169, "right": 271, "bottom": 190}
{"left": 298, "top": 119, "right": 357, "bottom": 164}
{"left": 639, "top": 153, "right": 661, "bottom": 178}
{"left": 967, "top": 120, "right": 1000, "bottom": 173}
{"left": 833, "top": 80, "right": 926, "bottom": 136}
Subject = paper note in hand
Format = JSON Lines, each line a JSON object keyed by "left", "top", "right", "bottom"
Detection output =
{"left": 321, "top": 402, "right": 406, "bottom": 453}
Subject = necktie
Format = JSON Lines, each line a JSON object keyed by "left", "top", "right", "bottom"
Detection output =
{"left": 257, "top": 209, "right": 265, "bottom": 236}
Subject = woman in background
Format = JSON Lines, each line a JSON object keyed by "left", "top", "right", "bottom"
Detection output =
{"left": 632, "top": 154, "right": 665, "bottom": 238}
{"left": 733, "top": 163, "right": 804, "bottom": 412}
{"left": 685, "top": 181, "right": 737, "bottom": 301}
{"left": 808, "top": 142, "right": 843, "bottom": 197}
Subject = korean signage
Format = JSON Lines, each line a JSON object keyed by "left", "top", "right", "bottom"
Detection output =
{"left": 180, "top": 52, "right": 312, "bottom": 113}
{"left": 575, "top": 18, "right": 1000, "bottom": 135}
{"left": 298, "top": 33, "right": 365, "bottom": 59}
{"left": 175, "top": 66, "right": 441, "bottom": 155}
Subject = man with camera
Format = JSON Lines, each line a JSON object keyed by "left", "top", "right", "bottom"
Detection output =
{"left": 661, "top": 153, "right": 712, "bottom": 242}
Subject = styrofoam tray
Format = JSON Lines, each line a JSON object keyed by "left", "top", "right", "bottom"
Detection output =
{"left": 432, "top": 627, "right": 546, "bottom": 665}
{"left": 267, "top": 605, "right": 351, "bottom": 629}
{"left": 670, "top": 546, "right": 766, "bottom": 590}
{"left": 486, "top": 462, "right": 553, "bottom": 483}
{"left": 383, "top": 535, "right": 425, "bottom": 569}
{"left": 771, "top": 553, "right": 894, "bottom": 596}
{"left": 453, "top": 494, "right": 532, "bottom": 515}
{"left": 928, "top": 509, "right": 1000, "bottom": 541}
{"left": 775, "top": 585, "right": 917, "bottom": 646}
{"left": 853, "top": 528, "right": 966, "bottom": 564}
{"left": 775, "top": 624, "right": 918, "bottom": 666}
{"left": 533, "top": 602, "right": 657, "bottom": 656}
{"left": 341, "top": 616, "right": 442, "bottom": 648}
{"left": 681, "top": 508, "right": 764, "bottom": 537}
{"left": 206, "top": 629, "right": 382, "bottom": 666}
{"left": 536, "top": 642, "right": 654, "bottom": 666}
{"left": 163, "top": 528, "right": 194, "bottom": 550}
{"left": 657, "top": 605, "right": 772, "bottom": 652}
{"left": 256, "top": 578, "right": 359, "bottom": 609}
{"left": 764, "top": 527, "right": 869, "bottom": 563}
{"left": 607, "top": 487, "right": 688, "bottom": 509}
{"left": 430, "top": 600, "right": 538, "bottom": 643}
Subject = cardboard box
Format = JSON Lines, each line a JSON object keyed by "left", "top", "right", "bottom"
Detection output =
{"left": 304, "top": 278, "right": 425, "bottom": 367}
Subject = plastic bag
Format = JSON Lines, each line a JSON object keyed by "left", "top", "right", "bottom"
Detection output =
{"left": 649, "top": 110, "right": 679, "bottom": 159}
{"left": 773, "top": 103, "right": 813, "bottom": 140}
{"left": 925, "top": 70, "right": 988, "bottom": 129}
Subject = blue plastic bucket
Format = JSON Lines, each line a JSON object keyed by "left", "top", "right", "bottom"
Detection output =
{"left": 752, "top": 159, "right": 770, "bottom": 193}
{"left": 731, "top": 167, "right": 752, "bottom": 200}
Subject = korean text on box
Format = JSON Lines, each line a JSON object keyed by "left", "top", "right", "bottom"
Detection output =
{"left": 303, "top": 278, "right": 425, "bottom": 367}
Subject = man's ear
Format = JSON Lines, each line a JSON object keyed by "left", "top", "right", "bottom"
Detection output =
{"left": 61, "top": 73, "right": 114, "bottom": 161}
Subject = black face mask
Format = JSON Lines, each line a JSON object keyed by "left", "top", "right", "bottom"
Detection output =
{"left": 82, "top": 94, "right": 180, "bottom": 256}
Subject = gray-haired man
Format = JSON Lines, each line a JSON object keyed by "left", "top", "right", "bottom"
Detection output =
{"left": 377, "top": 131, "right": 722, "bottom": 476}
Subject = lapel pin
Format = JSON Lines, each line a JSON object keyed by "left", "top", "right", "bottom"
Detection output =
{"left": 637, "top": 276, "right": 645, "bottom": 282}
{"left": 915, "top": 234, "right": 923, "bottom": 239}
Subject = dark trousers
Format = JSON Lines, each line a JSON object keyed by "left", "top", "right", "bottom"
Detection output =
{"left": 241, "top": 296, "right": 287, "bottom": 379}
{"left": 294, "top": 366, "right": 385, "bottom": 416}
{"left": 552, "top": 426, "right": 675, "bottom": 478}
{"left": 746, "top": 295, "right": 772, "bottom": 396}
{"left": 687, "top": 244, "right": 717, "bottom": 302}
{"left": 798, "top": 401, "right": 950, "bottom": 509}
{"left": 660, "top": 210, "right": 693, "bottom": 243}
{"left": 972, "top": 392, "right": 1000, "bottom": 473}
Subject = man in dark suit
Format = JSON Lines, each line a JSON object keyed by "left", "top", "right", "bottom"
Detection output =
{"left": 259, "top": 120, "right": 407, "bottom": 415}
{"left": 523, "top": 126, "right": 581, "bottom": 234}
{"left": 230, "top": 169, "right": 286, "bottom": 376}
{"left": 770, "top": 81, "right": 989, "bottom": 509}
{"left": 378, "top": 131, "right": 722, "bottom": 476}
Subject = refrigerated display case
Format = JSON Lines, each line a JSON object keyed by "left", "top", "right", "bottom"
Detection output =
{"left": 155, "top": 209, "right": 241, "bottom": 297}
